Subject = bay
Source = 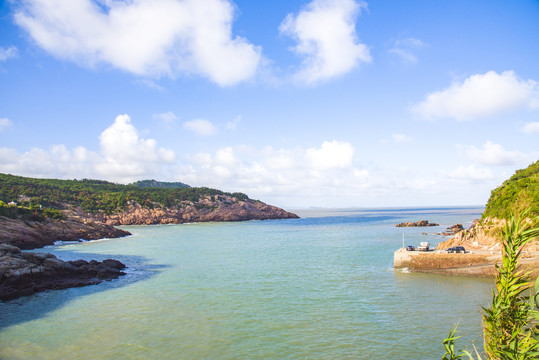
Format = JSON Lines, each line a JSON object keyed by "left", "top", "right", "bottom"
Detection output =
{"left": 0, "top": 207, "right": 492, "bottom": 359}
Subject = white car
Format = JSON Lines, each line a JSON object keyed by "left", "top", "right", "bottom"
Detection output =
{"left": 417, "top": 242, "right": 430, "bottom": 251}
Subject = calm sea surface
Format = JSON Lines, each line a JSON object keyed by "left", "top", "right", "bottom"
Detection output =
{"left": 0, "top": 207, "right": 492, "bottom": 359}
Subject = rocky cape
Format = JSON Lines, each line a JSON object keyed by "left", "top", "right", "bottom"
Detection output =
{"left": 0, "top": 243, "right": 125, "bottom": 301}
{"left": 0, "top": 195, "right": 298, "bottom": 250}
{"left": 94, "top": 196, "right": 299, "bottom": 226}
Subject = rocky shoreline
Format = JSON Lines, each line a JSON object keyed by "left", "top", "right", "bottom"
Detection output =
{"left": 0, "top": 215, "right": 131, "bottom": 250}
{"left": 0, "top": 244, "right": 126, "bottom": 301}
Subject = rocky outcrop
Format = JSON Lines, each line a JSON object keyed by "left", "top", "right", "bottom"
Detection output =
{"left": 396, "top": 220, "right": 439, "bottom": 227}
{"left": 0, "top": 243, "right": 126, "bottom": 301}
{"left": 436, "top": 219, "right": 499, "bottom": 250}
{"left": 95, "top": 196, "right": 299, "bottom": 226}
{"left": 442, "top": 224, "right": 465, "bottom": 236}
{"left": 0, "top": 216, "right": 131, "bottom": 250}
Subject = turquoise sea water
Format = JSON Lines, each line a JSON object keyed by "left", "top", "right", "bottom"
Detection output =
{"left": 0, "top": 207, "right": 492, "bottom": 359}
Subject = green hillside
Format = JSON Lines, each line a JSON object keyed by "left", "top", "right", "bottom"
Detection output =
{"left": 0, "top": 173, "right": 249, "bottom": 216}
{"left": 131, "top": 179, "right": 190, "bottom": 189}
{"left": 483, "top": 160, "right": 539, "bottom": 219}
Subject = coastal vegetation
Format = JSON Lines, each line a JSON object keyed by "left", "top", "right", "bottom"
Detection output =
{"left": 130, "top": 179, "right": 190, "bottom": 189}
{"left": 483, "top": 160, "right": 539, "bottom": 220}
{"left": 0, "top": 200, "right": 64, "bottom": 221}
{"left": 443, "top": 215, "right": 539, "bottom": 359}
{"left": 0, "top": 173, "right": 250, "bottom": 216}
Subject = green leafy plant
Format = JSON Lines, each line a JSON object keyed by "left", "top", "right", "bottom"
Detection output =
{"left": 442, "top": 326, "right": 472, "bottom": 360}
{"left": 443, "top": 214, "right": 539, "bottom": 359}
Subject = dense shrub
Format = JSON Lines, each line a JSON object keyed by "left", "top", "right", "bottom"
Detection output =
{"left": 483, "top": 160, "right": 539, "bottom": 219}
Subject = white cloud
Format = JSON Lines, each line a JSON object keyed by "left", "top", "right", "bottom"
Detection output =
{"left": 214, "top": 147, "right": 238, "bottom": 167}
{"left": 14, "top": 0, "right": 261, "bottom": 86}
{"left": 306, "top": 140, "right": 354, "bottom": 170}
{"left": 183, "top": 119, "right": 216, "bottom": 136}
{"left": 136, "top": 79, "right": 165, "bottom": 92}
{"left": 458, "top": 141, "right": 526, "bottom": 166}
{"left": 280, "top": 0, "right": 371, "bottom": 84}
{"left": 392, "top": 133, "right": 413, "bottom": 144}
{"left": 412, "top": 71, "right": 539, "bottom": 120}
{"left": 0, "top": 118, "right": 12, "bottom": 132}
{"left": 154, "top": 112, "right": 178, "bottom": 126}
{"left": 226, "top": 115, "right": 241, "bottom": 130}
{"left": 523, "top": 122, "right": 539, "bottom": 134}
{"left": 446, "top": 165, "right": 494, "bottom": 182}
{"left": 179, "top": 141, "right": 369, "bottom": 205}
{"left": 388, "top": 37, "right": 425, "bottom": 64}
{"left": 0, "top": 114, "right": 175, "bottom": 183}
{"left": 0, "top": 145, "right": 101, "bottom": 179}
{"left": 96, "top": 114, "right": 175, "bottom": 180}
{"left": 0, "top": 46, "right": 18, "bottom": 61}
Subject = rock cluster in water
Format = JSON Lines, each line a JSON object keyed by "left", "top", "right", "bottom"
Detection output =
{"left": 396, "top": 220, "right": 439, "bottom": 227}
{"left": 0, "top": 244, "right": 126, "bottom": 301}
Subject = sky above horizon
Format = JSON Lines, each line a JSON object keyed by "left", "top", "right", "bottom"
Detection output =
{"left": 1, "top": 0, "right": 538, "bottom": 209}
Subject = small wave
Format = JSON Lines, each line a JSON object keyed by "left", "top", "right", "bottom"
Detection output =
{"left": 52, "top": 240, "right": 84, "bottom": 246}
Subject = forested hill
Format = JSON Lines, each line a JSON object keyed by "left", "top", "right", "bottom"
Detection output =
{"left": 130, "top": 179, "right": 190, "bottom": 189}
{"left": 0, "top": 173, "right": 251, "bottom": 215}
{"left": 483, "top": 160, "right": 539, "bottom": 219}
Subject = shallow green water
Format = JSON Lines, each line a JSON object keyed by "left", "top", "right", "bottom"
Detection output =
{"left": 0, "top": 207, "right": 492, "bottom": 359}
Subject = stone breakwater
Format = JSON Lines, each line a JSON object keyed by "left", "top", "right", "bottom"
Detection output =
{"left": 393, "top": 247, "right": 498, "bottom": 277}
{"left": 0, "top": 244, "right": 126, "bottom": 301}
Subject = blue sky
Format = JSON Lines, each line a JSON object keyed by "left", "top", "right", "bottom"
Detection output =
{"left": 1, "top": 0, "right": 538, "bottom": 208}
